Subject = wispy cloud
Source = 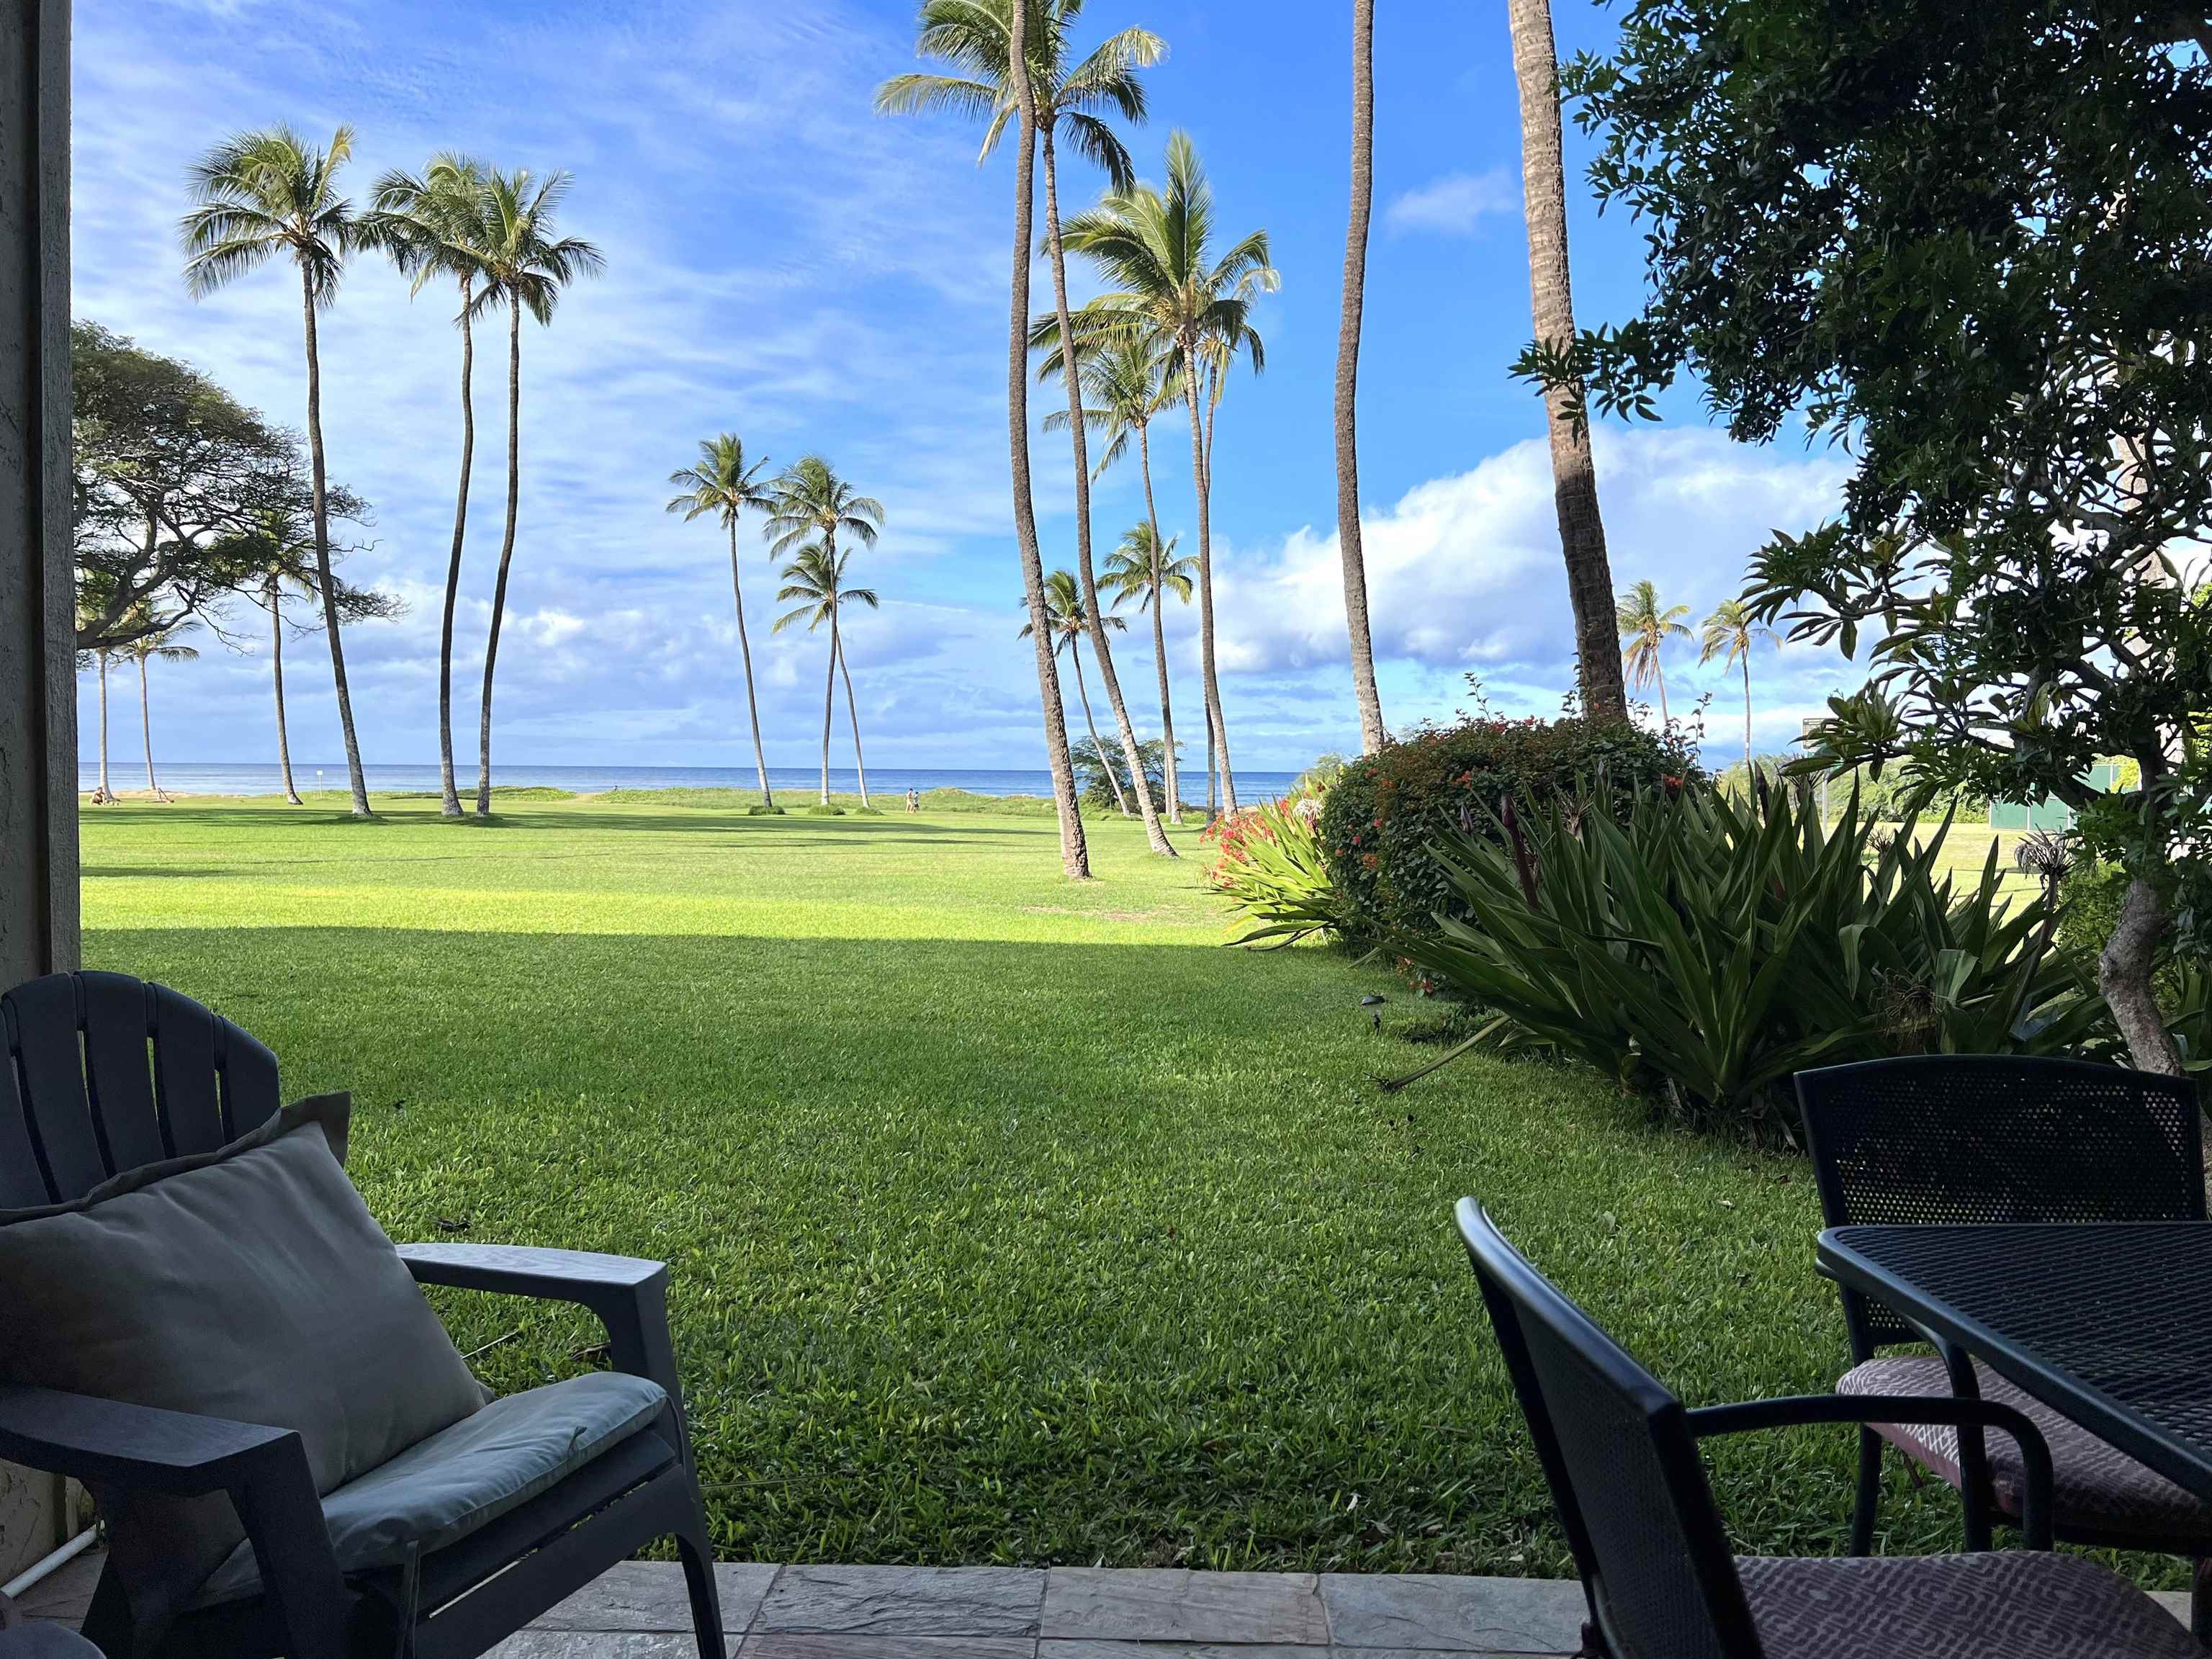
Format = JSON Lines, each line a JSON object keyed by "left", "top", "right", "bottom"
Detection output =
{"left": 1385, "top": 168, "right": 1519, "bottom": 237}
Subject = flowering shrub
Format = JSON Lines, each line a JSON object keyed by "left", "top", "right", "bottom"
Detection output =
{"left": 1206, "top": 793, "right": 1342, "bottom": 946}
{"left": 1317, "top": 716, "right": 1697, "bottom": 948}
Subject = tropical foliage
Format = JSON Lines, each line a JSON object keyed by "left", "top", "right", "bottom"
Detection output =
{"left": 1402, "top": 786, "right": 2115, "bottom": 1139}
{"left": 1208, "top": 793, "right": 1343, "bottom": 948}
{"left": 668, "top": 434, "right": 780, "bottom": 811}
{"left": 1617, "top": 577, "right": 1689, "bottom": 727}
{"left": 1020, "top": 568, "right": 1130, "bottom": 814}
{"left": 769, "top": 458, "right": 885, "bottom": 811}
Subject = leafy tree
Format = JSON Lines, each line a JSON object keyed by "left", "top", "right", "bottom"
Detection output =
{"left": 878, "top": 0, "right": 1094, "bottom": 877}
{"left": 1070, "top": 733, "right": 1171, "bottom": 811}
{"left": 182, "top": 125, "right": 377, "bottom": 817}
{"left": 1700, "top": 596, "right": 1776, "bottom": 773}
{"left": 668, "top": 435, "right": 780, "bottom": 811}
{"left": 1020, "top": 567, "right": 1132, "bottom": 814}
{"left": 768, "top": 458, "right": 886, "bottom": 808}
{"left": 1333, "top": 0, "right": 1386, "bottom": 755}
{"left": 1102, "top": 521, "right": 1195, "bottom": 822}
{"left": 462, "top": 167, "right": 603, "bottom": 817}
{"left": 1061, "top": 131, "right": 1277, "bottom": 816}
{"left": 1617, "top": 578, "right": 1689, "bottom": 726}
{"left": 1529, "top": 0, "right": 2212, "bottom": 1073}
{"left": 1506, "top": 0, "right": 1626, "bottom": 722}
{"left": 372, "top": 153, "right": 494, "bottom": 818}
{"left": 122, "top": 616, "right": 199, "bottom": 802}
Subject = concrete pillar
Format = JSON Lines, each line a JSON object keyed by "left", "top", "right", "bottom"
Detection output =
{"left": 0, "top": 0, "right": 77, "bottom": 1578}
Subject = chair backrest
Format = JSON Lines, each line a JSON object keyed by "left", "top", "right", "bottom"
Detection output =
{"left": 1455, "top": 1199, "right": 1763, "bottom": 1659}
{"left": 0, "top": 971, "right": 280, "bottom": 1207}
{"left": 1797, "top": 1055, "right": 2205, "bottom": 1352}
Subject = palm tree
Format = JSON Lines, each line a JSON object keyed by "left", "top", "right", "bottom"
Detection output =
{"left": 1020, "top": 567, "right": 1132, "bottom": 813}
{"left": 181, "top": 125, "right": 376, "bottom": 817}
{"left": 668, "top": 435, "right": 780, "bottom": 811}
{"left": 1507, "top": 0, "right": 1627, "bottom": 724}
{"left": 1061, "top": 131, "right": 1278, "bottom": 817}
{"left": 466, "top": 166, "right": 603, "bottom": 816}
{"left": 1701, "top": 597, "right": 1779, "bottom": 771}
{"left": 372, "top": 154, "right": 493, "bottom": 819}
{"left": 773, "top": 541, "right": 881, "bottom": 809}
{"left": 1618, "top": 579, "right": 1691, "bottom": 727}
{"left": 86, "top": 650, "right": 115, "bottom": 804}
{"left": 1102, "top": 523, "right": 1195, "bottom": 816}
{"left": 1336, "top": 0, "right": 1385, "bottom": 753}
{"left": 766, "top": 457, "right": 886, "bottom": 808}
{"left": 125, "top": 620, "right": 199, "bottom": 803}
{"left": 880, "top": 0, "right": 1175, "bottom": 857}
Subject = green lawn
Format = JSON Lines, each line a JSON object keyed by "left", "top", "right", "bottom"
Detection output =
{"left": 81, "top": 793, "right": 2026, "bottom": 1575}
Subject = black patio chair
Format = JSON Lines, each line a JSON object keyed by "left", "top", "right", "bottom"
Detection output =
{"left": 1797, "top": 1055, "right": 2212, "bottom": 1632}
{"left": 0, "top": 971, "right": 725, "bottom": 1659}
{"left": 1455, "top": 1197, "right": 2200, "bottom": 1659}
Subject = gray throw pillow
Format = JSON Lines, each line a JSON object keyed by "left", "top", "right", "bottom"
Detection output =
{"left": 0, "top": 1096, "right": 487, "bottom": 1616}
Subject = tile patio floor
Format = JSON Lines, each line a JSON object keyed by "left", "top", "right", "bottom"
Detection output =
{"left": 17, "top": 1550, "right": 2195, "bottom": 1656}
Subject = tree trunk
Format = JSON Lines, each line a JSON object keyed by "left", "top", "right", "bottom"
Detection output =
{"left": 1742, "top": 656, "right": 1753, "bottom": 773}
{"left": 835, "top": 622, "right": 869, "bottom": 809}
{"left": 819, "top": 607, "right": 836, "bottom": 808}
{"left": 1041, "top": 125, "right": 1174, "bottom": 855}
{"left": 2100, "top": 876, "right": 2188, "bottom": 1075}
{"left": 439, "top": 278, "right": 475, "bottom": 819}
{"left": 301, "top": 271, "right": 372, "bottom": 817}
{"left": 1654, "top": 660, "right": 1670, "bottom": 728}
{"left": 1506, "top": 0, "right": 1627, "bottom": 726}
{"left": 1006, "top": 0, "right": 1091, "bottom": 880}
{"left": 731, "top": 519, "right": 774, "bottom": 809}
{"left": 270, "top": 580, "right": 302, "bottom": 804}
{"left": 1067, "top": 641, "right": 1124, "bottom": 814}
{"left": 1205, "top": 704, "right": 1217, "bottom": 821}
{"left": 137, "top": 653, "right": 165, "bottom": 801}
{"left": 1137, "top": 426, "right": 1181, "bottom": 825}
{"left": 1183, "top": 369, "right": 1237, "bottom": 815}
{"left": 1335, "top": 0, "right": 1387, "bottom": 755}
{"left": 478, "top": 299, "right": 523, "bottom": 816}
{"left": 94, "top": 655, "right": 111, "bottom": 803}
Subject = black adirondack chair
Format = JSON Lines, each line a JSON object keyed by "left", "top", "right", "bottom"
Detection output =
{"left": 0, "top": 971, "right": 725, "bottom": 1659}
{"left": 1454, "top": 1197, "right": 2201, "bottom": 1659}
{"left": 1797, "top": 1055, "right": 2212, "bottom": 1637}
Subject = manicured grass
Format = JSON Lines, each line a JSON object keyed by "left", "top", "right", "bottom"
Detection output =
{"left": 80, "top": 793, "right": 2062, "bottom": 1575}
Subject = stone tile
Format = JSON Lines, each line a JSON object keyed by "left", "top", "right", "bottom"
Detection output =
{"left": 755, "top": 1566, "right": 1045, "bottom": 1636}
{"left": 1040, "top": 1569, "right": 1328, "bottom": 1645}
{"left": 487, "top": 1635, "right": 703, "bottom": 1658}
{"left": 741, "top": 1637, "right": 1036, "bottom": 1659}
{"left": 1321, "top": 1573, "right": 1585, "bottom": 1653}
{"left": 532, "top": 1560, "right": 778, "bottom": 1633}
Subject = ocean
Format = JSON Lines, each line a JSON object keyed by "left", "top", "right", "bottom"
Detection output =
{"left": 80, "top": 762, "right": 1311, "bottom": 801}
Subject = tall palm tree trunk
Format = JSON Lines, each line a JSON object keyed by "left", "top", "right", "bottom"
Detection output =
{"left": 835, "top": 626, "right": 870, "bottom": 809}
{"left": 1066, "top": 642, "right": 1125, "bottom": 814}
{"left": 1205, "top": 708, "right": 1217, "bottom": 820}
{"left": 1507, "top": 0, "right": 1627, "bottom": 726}
{"left": 730, "top": 519, "right": 774, "bottom": 809}
{"left": 1654, "top": 664, "right": 1670, "bottom": 728}
{"left": 1336, "top": 0, "right": 1386, "bottom": 755}
{"left": 301, "top": 273, "right": 372, "bottom": 817}
{"left": 819, "top": 609, "right": 837, "bottom": 808}
{"left": 269, "top": 580, "right": 302, "bottom": 804}
{"left": 94, "top": 655, "right": 112, "bottom": 803}
{"left": 1182, "top": 372, "right": 1237, "bottom": 815}
{"left": 1040, "top": 128, "right": 1173, "bottom": 855}
{"left": 1137, "top": 426, "right": 1181, "bottom": 824}
{"left": 439, "top": 279, "right": 476, "bottom": 819}
{"left": 137, "top": 655, "right": 166, "bottom": 801}
{"left": 478, "top": 299, "right": 523, "bottom": 816}
{"left": 1741, "top": 657, "right": 1753, "bottom": 772}
{"left": 1005, "top": 0, "right": 1090, "bottom": 880}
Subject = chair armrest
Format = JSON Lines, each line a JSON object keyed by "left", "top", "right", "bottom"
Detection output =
{"left": 0, "top": 1386, "right": 347, "bottom": 1659}
{"left": 1686, "top": 1393, "right": 2053, "bottom": 1549}
{"left": 397, "top": 1243, "right": 692, "bottom": 1464}
{"left": 0, "top": 1384, "right": 291, "bottom": 1494}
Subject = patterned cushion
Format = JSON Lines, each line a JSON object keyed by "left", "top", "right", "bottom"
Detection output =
{"left": 1839, "top": 1354, "right": 2212, "bottom": 1543}
{"left": 1740, "top": 1552, "right": 2198, "bottom": 1659}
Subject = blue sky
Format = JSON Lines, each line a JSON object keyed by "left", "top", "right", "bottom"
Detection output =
{"left": 75, "top": 0, "right": 1861, "bottom": 775}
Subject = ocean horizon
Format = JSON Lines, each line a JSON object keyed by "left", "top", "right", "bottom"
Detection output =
{"left": 78, "top": 761, "right": 1311, "bottom": 801}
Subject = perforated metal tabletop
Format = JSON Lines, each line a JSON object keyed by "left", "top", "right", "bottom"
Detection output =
{"left": 1818, "top": 1223, "right": 2212, "bottom": 1503}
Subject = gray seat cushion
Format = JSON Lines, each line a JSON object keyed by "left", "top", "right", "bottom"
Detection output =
{"left": 1840, "top": 1354, "right": 2212, "bottom": 1542}
{"left": 1740, "top": 1551, "right": 2199, "bottom": 1659}
{"left": 198, "top": 1370, "right": 671, "bottom": 1606}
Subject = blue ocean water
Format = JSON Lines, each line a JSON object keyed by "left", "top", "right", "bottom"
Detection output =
{"left": 79, "top": 761, "right": 1309, "bottom": 801}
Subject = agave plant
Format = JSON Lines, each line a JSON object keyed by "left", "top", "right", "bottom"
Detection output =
{"left": 1396, "top": 783, "right": 2113, "bottom": 1137}
{"left": 1209, "top": 794, "right": 1341, "bottom": 948}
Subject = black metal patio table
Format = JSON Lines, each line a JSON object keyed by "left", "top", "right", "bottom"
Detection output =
{"left": 1817, "top": 1222, "right": 2212, "bottom": 1503}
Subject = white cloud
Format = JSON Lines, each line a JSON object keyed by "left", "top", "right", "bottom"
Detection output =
{"left": 1385, "top": 168, "right": 1519, "bottom": 237}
